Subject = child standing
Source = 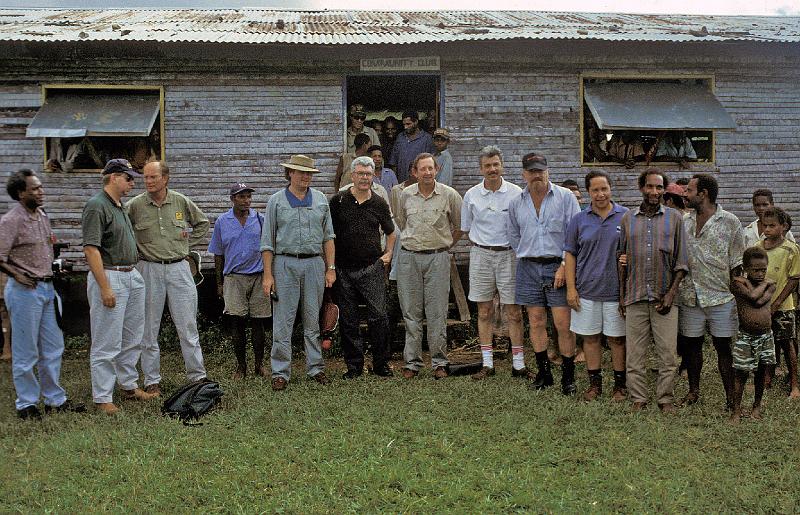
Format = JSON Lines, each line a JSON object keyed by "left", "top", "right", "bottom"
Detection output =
{"left": 730, "top": 247, "right": 776, "bottom": 423}
{"left": 758, "top": 207, "right": 800, "bottom": 398}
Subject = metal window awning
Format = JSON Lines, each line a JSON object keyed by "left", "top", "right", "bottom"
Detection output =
{"left": 26, "top": 93, "right": 160, "bottom": 138}
{"left": 584, "top": 83, "right": 737, "bottom": 131}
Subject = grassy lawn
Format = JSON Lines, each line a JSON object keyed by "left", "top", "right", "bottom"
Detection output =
{"left": 1, "top": 337, "right": 799, "bottom": 513}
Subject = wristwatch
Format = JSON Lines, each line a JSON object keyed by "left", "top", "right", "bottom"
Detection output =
{"left": 327, "top": 264, "right": 336, "bottom": 271}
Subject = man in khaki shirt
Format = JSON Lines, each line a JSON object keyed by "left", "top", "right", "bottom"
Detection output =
{"left": 395, "top": 152, "right": 463, "bottom": 379}
{"left": 126, "top": 161, "right": 210, "bottom": 394}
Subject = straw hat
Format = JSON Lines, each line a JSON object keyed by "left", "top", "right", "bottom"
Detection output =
{"left": 281, "top": 154, "right": 319, "bottom": 173}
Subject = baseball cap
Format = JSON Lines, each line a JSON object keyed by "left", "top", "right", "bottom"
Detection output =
{"left": 433, "top": 128, "right": 450, "bottom": 140}
{"left": 666, "top": 183, "right": 686, "bottom": 196}
{"left": 522, "top": 153, "right": 548, "bottom": 171}
{"left": 230, "top": 182, "right": 254, "bottom": 196}
{"left": 102, "top": 158, "right": 142, "bottom": 178}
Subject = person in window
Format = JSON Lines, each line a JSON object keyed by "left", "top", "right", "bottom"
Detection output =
{"left": 346, "top": 104, "right": 380, "bottom": 154}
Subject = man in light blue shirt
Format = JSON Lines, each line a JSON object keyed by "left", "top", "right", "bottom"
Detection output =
{"left": 508, "top": 153, "right": 580, "bottom": 394}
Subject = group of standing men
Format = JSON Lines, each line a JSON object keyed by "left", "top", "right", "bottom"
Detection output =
{"left": 3, "top": 141, "right": 797, "bottom": 418}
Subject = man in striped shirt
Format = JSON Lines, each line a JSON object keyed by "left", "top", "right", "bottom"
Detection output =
{"left": 618, "top": 169, "right": 688, "bottom": 413}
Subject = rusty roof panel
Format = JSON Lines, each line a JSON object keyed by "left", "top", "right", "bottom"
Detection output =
{"left": 0, "top": 9, "right": 797, "bottom": 45}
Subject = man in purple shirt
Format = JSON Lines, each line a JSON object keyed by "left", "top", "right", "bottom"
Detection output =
{"left": 0, "top": 169, "right": 84, "bottom": 418}
{"left": 389, "top": 110, "right": 435, "bottom": 183}
{"left": 565, "top": 170, "right": 629, "bottom": 402}
{"left": 209, "top": 182, "right": 270, "bottom": 380}
{"left": 618, "top": 169, "right": 688, "bottom": 413}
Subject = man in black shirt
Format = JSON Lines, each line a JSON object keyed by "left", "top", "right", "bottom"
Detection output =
{"left": 330, "top": 156, "right": 397, "bottom": 378}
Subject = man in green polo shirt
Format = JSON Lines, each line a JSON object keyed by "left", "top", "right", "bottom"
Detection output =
{"left": 83, "top": 159, "right": 158, "bottom": 416}
{"left": 127, "top": 160, "right": 209, "bottom": 394}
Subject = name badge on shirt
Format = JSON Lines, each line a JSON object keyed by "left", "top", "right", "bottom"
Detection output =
{"left": 175, "top": 212, "right": 184, "bottom": 221}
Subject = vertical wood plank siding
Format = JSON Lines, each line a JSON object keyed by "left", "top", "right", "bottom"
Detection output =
{"left": 1, "top": 51, "right": 799, "bottom": 269}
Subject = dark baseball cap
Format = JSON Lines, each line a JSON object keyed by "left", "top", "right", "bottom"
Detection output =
{"left": 522, "top": 153, "right": 548, "bottom": 171}
{"left": 102, "top": 158, "right": 142, "bottom": 177}
{"left": 230, "top": 182, "right": 254, "bottom": 196}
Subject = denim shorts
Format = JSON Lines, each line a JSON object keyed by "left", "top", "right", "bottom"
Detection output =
{"left": 514, "top": 259, "right": 567, "bottom": 307}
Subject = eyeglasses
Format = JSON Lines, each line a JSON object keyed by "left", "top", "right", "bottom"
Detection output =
{"left": 351, "top": 114, "right": 366, "bottom": 121}
{"left": 354, "top": 171, "right": 374, "bottom": 178}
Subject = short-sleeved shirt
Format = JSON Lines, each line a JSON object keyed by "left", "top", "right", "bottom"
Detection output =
{"left": 0, "top": 203, "right": 54, "bottom": 279}
{"left": 618, "top": 204, "right": 689, "bottom": 306}
{"left": 507, "top": 182, "right": 581, "bottom": 258}
{"left": 374, "top": 168, "right": 399, "bottom": 194}
{"left": 389, "top": 130, "right": 435, "bottom": 183}
{"left": 208, "top": 208, "right": 264, "bottom": 276}
{"left": 82, "top": 190, "right": 139, "bottom": 266}
{"left": 564, "top": 202, "right": 629, "bottom": 302}
{"left": 758, "top": 239, "right": 800, "bottom": 312}
{"left": 743, "top": 219, "right": 796, "bottom": 249}
{"left": 126, "top": 189, "right": 210, "bottom": 262}
{"left": 678, "top": 205, "right": 745, "bottom": 308}
{"left": 461, "top": 178, "right": 523, "bottom": 247}
{"left": 330, "top": 189, "right": 394, "bottom": 269}
{"left": 260, "top": 187, "right": 335, "bottom": 255}
{"left": 346, "top": 126, "right": 381, "bottom": 154}
{"left": 395, "top": 181, "right": 462, "bottom": 251}
{"left": 434, "top": 149, "right": 454, "bottom": 186}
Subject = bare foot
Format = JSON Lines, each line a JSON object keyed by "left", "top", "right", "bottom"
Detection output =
{"left": 751, "top": 405, "right": 763, "bottom": 420}
{"left": 789, "top": 388, "right": 800, "bottom": 399}
{"left": 728, "top": 412, "right": 741, "bottom": 425}
{"left": 575, "top": 350, "right": 586, "bottom": 364}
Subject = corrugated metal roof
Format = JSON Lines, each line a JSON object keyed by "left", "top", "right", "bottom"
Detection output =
{"left": 0, "top": 9, "right": 798, "bottom": 45}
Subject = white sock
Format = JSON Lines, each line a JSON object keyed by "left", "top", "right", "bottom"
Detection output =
{"left": 480, "top": 345, "right": 493, "bottom": 368}
{"left": 512, "top": 346, "right": 525, "bottom": 370}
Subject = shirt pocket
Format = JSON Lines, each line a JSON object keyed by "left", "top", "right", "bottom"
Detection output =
{"left": 133, "top": 220, "right": 157, "bottom": 244}
{"left": 547, "top": 219, "right": 564, "bottom": 235}
{"left": 422, "top": 207, "right": 448, "bottom": 231}
{"left": 172, "top": 219, "right": 188, "bottom": 241}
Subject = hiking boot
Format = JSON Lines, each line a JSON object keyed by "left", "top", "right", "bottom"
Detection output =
{"left": 679, "top": 391, "right": 700, "bottom": 407}
{"left": 471, "top": 367, "right": 495, "bottom": 380}
{"left": 312, "top": 372, "right": 331, "bottom": 385}
{"left": 561, "top": 356, "right": 577, "bottom": 396}
{"left": 44, "top": 400, "right": 87, "bottom": 414}
{"left": 17, "top": 405, "right": 41, "bottom": 420}
{"left": 433, "top": 366, "right": 449, "bottom": 380}
{"left": 511, "top": 367, "right": 535, "bottom": 380}
{"left": 530, "top": 370, "right": 554, "bottom": 390}
{"left": 372, "top": 364, "right": 393, "bottom": 377}
{"left": 583, "top": 374, "right": 603, "bottom": 401}
{"left": 611, "top": 386, "right": 628, "bottom": 402}
{"left": 402, "top": 368, "right": 418, "bottom": 379}
{"left": 144, "top": 384, "right": 162, "bottom": 397}
{"left": 271, "top": 377, "right": 288, "bottom": 391}
{"left": 121, "top": 388, "right": 158, "bottom": 401}
{"left": 342, "top": 369, "right": 363, "bottom": 380}
{"left": 95, "top": 402, "right": 120, "bottom": 416}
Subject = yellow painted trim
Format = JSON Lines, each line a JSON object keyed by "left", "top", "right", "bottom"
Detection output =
{"left": 39, "top": 84, "right": 165, "bottom": 168}
{"left": 579, "top": 73, "right": 717, "bottom": 167}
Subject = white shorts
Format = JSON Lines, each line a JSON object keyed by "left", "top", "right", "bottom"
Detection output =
{"left": 570, "top": 298, "right": 626, "bottom": 337}
{"left": 679, "top": 300, "right": 738, "bottom": 338}
{"left": 468, "top": 246, "right": 516, "bottom": 305}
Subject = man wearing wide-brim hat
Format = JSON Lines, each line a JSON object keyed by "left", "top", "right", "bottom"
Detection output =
{"left": 260, "top": 154, "right": 336, "bottom": 391}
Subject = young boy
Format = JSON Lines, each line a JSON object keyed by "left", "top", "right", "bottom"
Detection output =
{"left": 758, "top": 207, "right": 800, "bottom": 398}
{"left": 730, "top": 247, "right": 776, "bottom": 423}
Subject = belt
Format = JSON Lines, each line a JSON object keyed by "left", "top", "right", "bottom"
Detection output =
{"left": 144, "top": 257, "right": 186, "bottom": 265}
{"left": 474, "top": 243, "right": 512, "bottom": 252}
{"left": 32, "top": 276, "right": 53, "bottom": 282}
{"left": 104, "top": 265, "right": 136, "bottom": 272}
{"left": 279, "top": 253, "right": 320, "bottom": 259}
{"left": 521, "top": 256, "right": 562, "bottom": 264}
{"left": 401, "top": 247, "right": 448, "bottom": 255}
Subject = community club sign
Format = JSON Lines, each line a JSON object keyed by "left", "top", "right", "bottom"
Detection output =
{"left": 360, "top": 56, "right": 441, "bottom": 72}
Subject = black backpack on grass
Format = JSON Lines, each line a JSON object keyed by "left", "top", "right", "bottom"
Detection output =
{"left": 161, "top": 379, "right": 224, "bottom": 425}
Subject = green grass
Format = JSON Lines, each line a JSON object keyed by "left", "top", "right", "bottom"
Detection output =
{"left": 1, "top": 341, "right": 799, "bottom": 513}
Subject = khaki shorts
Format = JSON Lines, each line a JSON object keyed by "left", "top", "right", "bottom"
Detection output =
{"left": 468, "top": 246, "right": 517, "bottom": 304}
{"left": 223, "top": 273, "right": 271, "bottom": 318}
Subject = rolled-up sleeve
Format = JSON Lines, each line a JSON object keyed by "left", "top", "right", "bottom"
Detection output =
{"left": 321, "top": 201, "right": 335, "bottom": 242}
{"left": 507, "top": 196, "right": 521, "bottom": 253}
{"left": 460, "top": 193, "right": 473, "bottom": 233}
{"left": 448, "top": 190, "right": 462, "bottom": 232}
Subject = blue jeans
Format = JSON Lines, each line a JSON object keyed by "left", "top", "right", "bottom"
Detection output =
{"left": 5, "top": 278, "right": 66, "bottom": 410}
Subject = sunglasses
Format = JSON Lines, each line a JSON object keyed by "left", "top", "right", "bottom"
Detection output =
{"left": 351, "top": 114, "right": 366, "bottom": 120}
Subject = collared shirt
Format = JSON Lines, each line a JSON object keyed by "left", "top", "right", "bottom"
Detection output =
{"left": 82, "top": 190, "right": 139, "bottom": 266}
{"left": 346, "top": 126, "right": 381, "bottom": 154}
{"left": 208, "top": 208, "right": 264, "bottom": 276}
{"left": 395, "top": 181, "right": 462, "bottom": 251}
{"left": 564, "top": 202, "right": 629, "bottom": 302}
{"left": 758, "top": 239, "right": 800, "bottom": 312}
{"left": 338, "top": 182, "right": 390, "bottom": 209}
{"left": 507, "top": 182, "right": 580, "bottom": 258}
{"left": 374, "top": 168, "right": 399, "bottom": 194}
{"left": 461, "top": 178, "right": 523, "bottom": 247}
{"left": 434, "top": 149, "right": 454, "bottom": 186}
{"left": 260, "top": 187, "right": 335, "bottom": 255}
{"left": 618, "top": 204, "right": 689, "bottom": 306}
{"left": 390, "top": 182, "right": 412, "bottom": 216}
{"left": 389, "top": 130, "right": 435, "bottom": 183}
{"left": 285, "top": 187, "right": 312, "bottom": 208}
{"left": 678, "top": 205, "right": 745, "bottom": 308}
{"left": 743, "top": 219, "right": 796, "bottom": 249}
{"left": 126, "top": 189, "right": 210, "bottom": 262}
{"left": 330, "top": 189, "right": 394, "bottom": 269}
{"left": 0, "top": 203, "right": 54, "bottom": 279}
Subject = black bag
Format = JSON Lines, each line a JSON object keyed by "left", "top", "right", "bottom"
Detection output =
{"left": 161, "top": 379, "right": 224, "bottom": 425}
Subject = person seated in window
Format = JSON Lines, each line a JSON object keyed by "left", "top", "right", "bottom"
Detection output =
{"left": 607, "top": 131, "right": 646, "bottom": 164}
{"left": 656, "top": 131, "right": 697, "bottom": 161}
